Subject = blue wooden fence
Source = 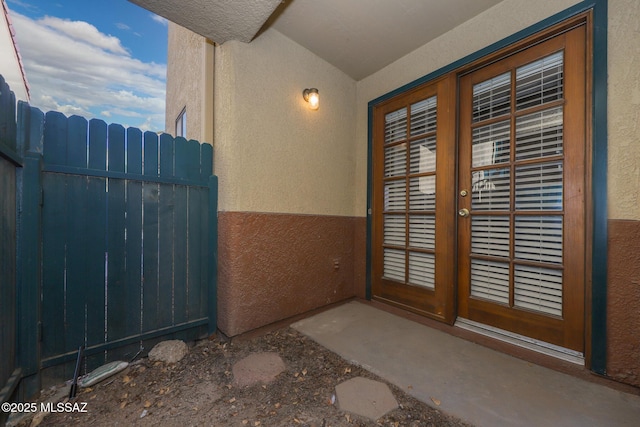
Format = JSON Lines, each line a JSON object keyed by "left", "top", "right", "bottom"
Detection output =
{"left": 0, "top": 75, "right": 217, "bottom": 406}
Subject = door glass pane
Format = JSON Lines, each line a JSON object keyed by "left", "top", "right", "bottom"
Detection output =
{"left": 384, "top": 144, "right": 406, "bottom": 177}
{"left": 515, "top": 216, "right": 563, "bottom": 263}
{"left": 383, "top": 248, "right": 405, "bottom": 282}
{"left": 385, "top": 108, "right": 407, "bottom": 144}
{"left": 473, "top": 72, "right": 511, "bottom": 122}
{"left": 410, "top": 96, "right": 437, "bottom": 136}
{"left": 471, "top": 259, "right": 510, "bottom": 304}
{"left": 516, "top": 107, "right": 563, "bottom": 160}
{"left": 514, "top": 265, "right": 562, "bottom": 316}
{"left": 409, "top": 215, "right": 435, "bottom": 249}
{"left": 516, "top": 51, "right": 564, "bottom": 110}
{"left": 472, "top": 121, "right": 510, "bottom": 167}
{"left": 383, "top": 215, "right": 405, "bottom": 246}
{"left": 471, "top": 167, "right": 510, "bottom": 210}
{"left": 409, "top": 252, "right": 435, "bottom": 289}
{"left": 409, "top": 177, "right": 435, "bottom": 210}
{"left": 471, "top": 216, "right": 510, "bottom": 258}
{"left": 515, "top": 161, "right": 563, "bottom": 210}
{"left": 409, "top": 137, "right": 436, "bottom": 174}
{"left": 384, "top": 180, "right": 406, "bottom": 211}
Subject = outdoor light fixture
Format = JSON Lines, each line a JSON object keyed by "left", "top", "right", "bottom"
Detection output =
{"left": 303, "top": 88, "right": 319, "bottom": 110}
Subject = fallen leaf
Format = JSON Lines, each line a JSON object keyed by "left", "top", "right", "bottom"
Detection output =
{"left": 254, "top": 422, "right": 261, "bottom": 426}
{"left": 345, "top": 413, "right": 351, "bottom": 422}
{"left": 242, "top": 421, "right": 249, "bottom": 425}
{"left": 301, "top": 368, "right": 307, "bottom": 376}
{"left": 274, "top": 403, "right": 281, "bottom": 409}
{"left": 122, "top": 376, "right": 131, "bottom": 384}
{"left": 344, "top": 367, "right": 351, "bottom": 374}
{"left": 431, "top": 397, "right": 441, "bottom": 406}
{"left": 229, "top": 397, "right": 236, "bottom": 403}
{"left": 120, "top": 401, "right": 127, "bottom": 409}
{"left": 144, "top": 400, "right": 152, "bottom": 408}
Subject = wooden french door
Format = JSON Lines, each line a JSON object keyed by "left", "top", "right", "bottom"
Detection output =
{"left": 371, "top": 76, "right": 457, "bottom": 322}
{"left": 457, "top": 25, "right": 587, "bottom": 351}
{"left": 372, "top": 20, "right": 588, "bottom": 352}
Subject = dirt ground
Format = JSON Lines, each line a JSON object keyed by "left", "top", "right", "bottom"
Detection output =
{"left": 18, "top": 328, "right": 472, "bottom": 426}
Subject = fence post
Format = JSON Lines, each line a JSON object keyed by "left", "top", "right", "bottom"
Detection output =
{"left": 208, "top": 175, "right": 218, "bottom": 335}
{"left": 16, "top": 103, "right": 44, "bottom": 400}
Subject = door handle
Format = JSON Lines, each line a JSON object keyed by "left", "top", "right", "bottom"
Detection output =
{"left": 458, "top": 208, "right": 470, "bottom": 217}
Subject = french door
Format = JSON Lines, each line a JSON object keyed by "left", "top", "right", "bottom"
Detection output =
{"left": 372, "top": 21, "right": 588, "bottom": 352}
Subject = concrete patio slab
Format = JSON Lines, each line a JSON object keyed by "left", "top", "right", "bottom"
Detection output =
{"left": 292, "top": 301, "right": 640, "bottom": 427}
{"left": 335, "top": 376, "right": 399, "bottom": 421}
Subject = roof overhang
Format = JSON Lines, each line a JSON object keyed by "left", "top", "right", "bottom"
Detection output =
{"left": 128, "top": 0, "right": 281, "bottom": 44}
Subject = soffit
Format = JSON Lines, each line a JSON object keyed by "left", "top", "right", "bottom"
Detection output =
{"left": 130, "top": 0, "right": 505, "bottom": 80}
{"left": 128, "top": 0, "right": 282, "bottom": 44}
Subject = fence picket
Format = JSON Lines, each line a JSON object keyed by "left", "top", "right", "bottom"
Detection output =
{"left": 88, "top": 119, "right": 107, "bottom": 170}
{"left": 107, "top": 123, "right": 126, "bottom": 351}
{"left": 67, "top": 116, "right": 88, "bottom": 168}
{"left": 43, "top": 112, "right": 67, "bottom": 166}
{"left": 126, "top": 127, "right": 142, "bottom": 174}
{"left": 108, "top": 124, "right": 125, "bottom": 173}
{"left": 41, "top": 173, "right": 67, "bottom": 361}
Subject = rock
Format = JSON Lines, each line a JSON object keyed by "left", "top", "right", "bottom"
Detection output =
{"left": 148, "top": 340, "right": 188, "bottom": 364}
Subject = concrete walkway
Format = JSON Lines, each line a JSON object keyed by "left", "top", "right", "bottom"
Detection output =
{"left": 292, "top": 301, "right": 640, "bottom": 427}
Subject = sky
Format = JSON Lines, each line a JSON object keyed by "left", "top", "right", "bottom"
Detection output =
{"left": 7, "top": 0, "right": 168, "bottom": 132}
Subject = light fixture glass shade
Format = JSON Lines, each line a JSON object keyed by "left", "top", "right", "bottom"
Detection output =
{"left": 303, "top": 88, "right": 319, "bottom": 110}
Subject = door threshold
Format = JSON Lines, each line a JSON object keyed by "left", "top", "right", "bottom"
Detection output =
{"left": 455, "top": 318, "right": 584, "bottom": 365}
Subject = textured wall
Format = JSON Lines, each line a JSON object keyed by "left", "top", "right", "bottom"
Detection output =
{"left": 607, "top": 220, "right": 640, "bottom": 387}
{"left": 608, "top": 0, "right": 640, "bottom": 221}
{"left": 217, "top": 212, "right": 359, "bottom": 336}
{"left": 214, "top": 28, "right": 357, "bottom": 216}
{"left": 165, "top": 22, "right": 214, "bottom": 143}
{"left": 354, "top": 0, "right": 581, "bottom": 215}
{"left": 606, "top": 0, "right": 640, "bottom": 388}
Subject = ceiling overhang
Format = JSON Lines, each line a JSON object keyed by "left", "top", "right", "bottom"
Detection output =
{"left": 128, "top": 0, "right": 281, "bottom": 44}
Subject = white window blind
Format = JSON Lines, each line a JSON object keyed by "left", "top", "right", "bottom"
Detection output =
{"left": 409, "top": 252, "right": 435, "bottom": 289}
{"left": 473, "top": 72, "right": 511, "bottom": 122}
{"left": 471, "top": 260, "right": 510, "bottom": 304}
{"left": 409, "top": 215, "right": 435, "bottom": 249}
{"left": 472, "top": 216, "right": 510, "bottom": 258}
{"left": 514, "top": 265, "right": 563, "bottom": 316}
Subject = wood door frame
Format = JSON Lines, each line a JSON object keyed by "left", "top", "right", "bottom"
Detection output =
{"left": 367, "top": 9, "right": 597, "bottom": 360}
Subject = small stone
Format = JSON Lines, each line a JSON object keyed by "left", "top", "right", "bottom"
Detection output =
{"left": 148, "top": 340, "right": 188, "bottom": 364}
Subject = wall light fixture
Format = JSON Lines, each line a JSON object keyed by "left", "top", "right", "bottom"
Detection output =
{"left": 302, "top": 88, "right": 319, "bottom": 110}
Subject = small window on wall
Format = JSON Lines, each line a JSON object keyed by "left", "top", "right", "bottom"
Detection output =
{"left": 176, "top": 107, "right": 186, "bottom": 137}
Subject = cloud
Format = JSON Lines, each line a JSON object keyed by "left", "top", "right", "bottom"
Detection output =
{"left": 151, "top": 14, "right": 168, "bottom": 26}
{"left": 115, "top": 22, "right": 130, "bottom": 31}
{"left": 39, "top": 16, "right": 129, "bottom": 55}
{"left": 10, "top": 11, "right": 166, "bottom": 132}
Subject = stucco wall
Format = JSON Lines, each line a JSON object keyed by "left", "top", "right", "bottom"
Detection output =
{"left": 214, "top": 28, "right": 357, "bottom": 216}
{"left": 165, "top": 22, "right": 214, "bottom": 143}
{"left": 608, "top": 0, "right": 640, "bottom": 221}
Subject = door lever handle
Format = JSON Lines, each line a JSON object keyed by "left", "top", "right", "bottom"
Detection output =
{"left": 458, "top": 208, "right": 470, "bottom": 217}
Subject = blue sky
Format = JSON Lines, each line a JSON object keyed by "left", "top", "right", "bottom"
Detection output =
{"left": 7, "top": 0, "right": 167, "bottom": 132}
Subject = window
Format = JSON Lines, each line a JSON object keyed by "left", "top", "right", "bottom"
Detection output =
{"left": 175, "top": 107, "right": 186, "bottom": 138}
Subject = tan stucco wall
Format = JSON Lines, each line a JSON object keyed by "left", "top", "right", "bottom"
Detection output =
{"left": 354, "top": 0, "right": 582, "bottom": 216}
{"left": 165, "top": 22, "right": 214, "bottom": 144}
{"left": 213, "top": 28, "right": 357, "bottom": 216}
{"left": 608, "top": 0, "right": 640, "bottom": 221}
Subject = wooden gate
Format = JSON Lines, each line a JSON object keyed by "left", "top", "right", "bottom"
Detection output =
{"left": 0, "top": 75, "right": 218, "bottom": 402}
